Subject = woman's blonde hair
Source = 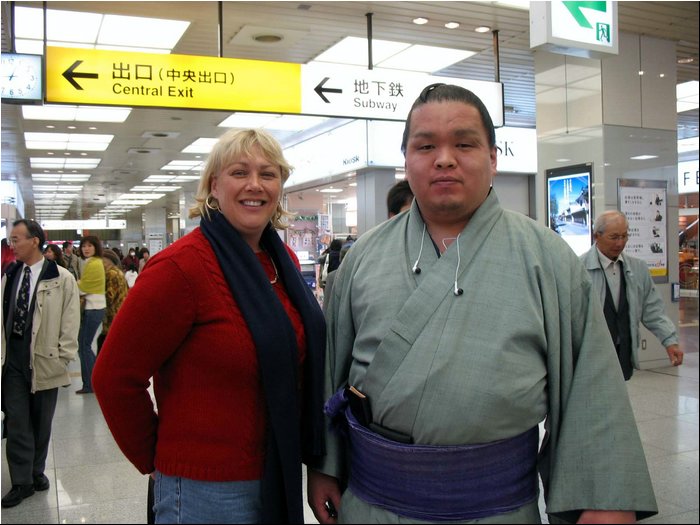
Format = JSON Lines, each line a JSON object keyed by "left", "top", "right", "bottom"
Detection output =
{"left": 188, "top": 128, "right": 295, "bottom": 229}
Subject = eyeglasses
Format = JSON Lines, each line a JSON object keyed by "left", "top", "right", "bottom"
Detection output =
{"left": 8, "top": 236, "right": 32, "bottom": 246}
{"left": 605, "top": 234, "right": 629, "bottom": 242}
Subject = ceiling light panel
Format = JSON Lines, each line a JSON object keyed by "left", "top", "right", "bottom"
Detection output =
{"left": 14, "top": 7, "right": 189, "bottom": 54}
{"left": 161, "top": 160, "right": 204, "bottom": 171}
{"left": 46, "top": 10, "right": 102, "bottom": 43}
{"left": 33, "top": 185, "right": 83, "bottom": 191}
{"left": 32, "top": 173, "right": 92, "bottom": 182}
{"left": 313, "top": 37, "right": 410, "bottom": 67}
{"left": 266, "top": 115, "right": 329, "bottom": 131}
{"left": 98, "top": 15, "right": 190, "bottom": 49}
{"left": 119, "top": 193, "right": 166, "bottom": 200}
{"left": 131, "top": 185, "right": 181, "bottom": 192}
{"left": 30, "top": 158, "right": 101, "bottom": 169}
{"left": 377, "top": 45, "right": 476, "bottom": 72}
{"left": 24, "top": 132, "right": 114, "bottom": 151}
{"left": 218, "top": 113, "right": 279, "bottom": 128}
{"left": 182, "top": 138, "right": 218, "bottom": 154}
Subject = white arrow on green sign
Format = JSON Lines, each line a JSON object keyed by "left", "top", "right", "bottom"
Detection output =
{"left": 562, "top": 1, "right": 607, "bottom": 29}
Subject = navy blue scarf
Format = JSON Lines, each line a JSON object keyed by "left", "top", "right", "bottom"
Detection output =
{"left": 200, "top": 211, "right": 325, "bottom": 523}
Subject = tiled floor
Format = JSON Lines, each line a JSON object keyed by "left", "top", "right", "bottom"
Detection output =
{"left": 2, "top": 298, "right": 698, "bottom": 524}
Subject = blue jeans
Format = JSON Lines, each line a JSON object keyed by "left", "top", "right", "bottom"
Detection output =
{"left": 78, "top": 308, "right": 104, "bottom": 392}
{"left": 154, "top": 472, "right": 262, "bottom": 524}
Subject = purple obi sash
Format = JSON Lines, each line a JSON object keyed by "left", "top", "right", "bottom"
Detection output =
{"left": 325, "top": 388, "right": 539, "bottom": 521}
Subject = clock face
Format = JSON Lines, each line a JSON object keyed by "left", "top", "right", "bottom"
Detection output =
{"left": 1, "top": 53, "right": 43, "bottom": 102}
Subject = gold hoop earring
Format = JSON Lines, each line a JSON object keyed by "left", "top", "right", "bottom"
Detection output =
{"left": 205, "top": 195, "right": 219, "bottom": 211}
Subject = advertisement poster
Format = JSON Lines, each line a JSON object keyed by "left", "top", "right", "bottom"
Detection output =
{"left": 618, "top": 179, "right": 668, "bottom": 282}
{"left": 546, "top": 164, "right": 592, "bottom": 256}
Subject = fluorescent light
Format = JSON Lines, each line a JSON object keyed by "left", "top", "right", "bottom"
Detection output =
{"left": 46, "top": 9, "right": 102, "bottom": 43}
{"left": 96, "top": 44, "right": 172, "bottom": 55}
{"left": 33, "top": 185, "right": 83, "bottom": 191}
{"left": 219, "top": 113, "right": 279, "bottom": 128}
{"left": 143, "top": 174, "right": 201, "bottom": 183}
{"left": 31, "top": 158, "right": 101, "bottom": 169}
{"left": 24, "top": 132, "right": 113, "bottom": 151}
{"left": 14, "top": 7, "right": 44, "bottom": 39}
{"left": 118, "top": 193, "right": 166, "bottom": 200}
{"left": 266, "top": 115, "right": 328, "bottom": 131}
{"left": 161, "top": 160, "right": 204, "bottom": 171}
{"left": 32, "top": 173, "right": 91, "bottom": 182}
{"left": 630, "top": 155, "right": 659, "bottom": 160}
{"left": 313, "top": 37, "right": 411, "bottom": 67}
{"left": 311, "top": 36, "right": 475, "bottom": 73}
{"left": 143, "top": 175, "right": 174, "bottom": 182}
{"left": 131, "top": 185, "right": 181, "bottom": 192}
{"left": 677, "top": 80, "right": 699, "bottom": 113}
{"left": 76, "top": 106, "right": 131, "bottom": 122}
{"left": 378, "top": 44, "right": 475, "bottom": 72}
{"left": 111, "top": 199, "right": 154, "bottom": 205}
{"left": 14, "top": 40, "right": 43, "bottom": 54}
{"left": 182, "top": 138, "right": 218, "bottom": 154}
{"left": 13, "top": 7, "right": 189, "bottom": 54}
{"left": 98, "top": 15, "right": 190, "bottom": 49}
{"left": 678, "top": 137, "right": 699, "bottom": 154}
{"left": 320, "top": 188, "right": 343, "bottom": 193}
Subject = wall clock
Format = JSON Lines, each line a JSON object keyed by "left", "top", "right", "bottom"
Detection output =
{"left": 1, "top": 53, "right": 43, "bottom": 103}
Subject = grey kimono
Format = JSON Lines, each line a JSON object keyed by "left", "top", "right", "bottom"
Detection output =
{"left": 318, "top": 190, "right": 657, "bottom": 523}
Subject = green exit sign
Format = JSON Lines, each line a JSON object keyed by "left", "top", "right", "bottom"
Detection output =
{"left": 530, "top": 1, "right": 618, "bottom": 58}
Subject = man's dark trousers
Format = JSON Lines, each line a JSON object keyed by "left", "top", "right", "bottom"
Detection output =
{"left": 2, "top": 333, "right": 58, "bottom": 486}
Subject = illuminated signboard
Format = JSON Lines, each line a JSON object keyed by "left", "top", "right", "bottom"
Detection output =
{"left": 46, "top": 47, "right": 504, "bottom": 124}
{"left": 546, "top": 163, "right": 593, "bottom": 256}
{"left": 530, "top": 1, "right": 618, "bottom": 58}
{"left": 46, "top": 47, "right": 301, "bottom": 113}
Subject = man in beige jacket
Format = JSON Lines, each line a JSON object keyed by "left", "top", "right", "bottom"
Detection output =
{"left": 1, "top": 219, "right": 80, "bottom": 508}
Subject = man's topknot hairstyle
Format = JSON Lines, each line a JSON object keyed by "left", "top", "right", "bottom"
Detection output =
{"left": 400, "top": 83, "right": 496, "bottom": 156}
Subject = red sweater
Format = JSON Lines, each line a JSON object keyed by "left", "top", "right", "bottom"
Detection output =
{"left": 93, "top": 228, "right": 306, "bottom": 481}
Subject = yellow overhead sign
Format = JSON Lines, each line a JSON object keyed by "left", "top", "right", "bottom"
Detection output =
{"left": 46, "top": 47, "right": 302, "bottom": 113}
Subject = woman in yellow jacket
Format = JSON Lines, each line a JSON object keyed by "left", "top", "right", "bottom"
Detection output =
{"left": 76, "top": 235, "right": 105, "bottom": 394}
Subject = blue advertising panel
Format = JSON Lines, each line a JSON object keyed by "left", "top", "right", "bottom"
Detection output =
{"left": 546, "top": 163, "right": 592, "bottom": 256}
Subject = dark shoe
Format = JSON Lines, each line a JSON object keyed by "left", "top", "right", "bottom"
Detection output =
{"left": 75, "top": 389, "right": 93, "bottom": 394}
{"left": 1, "top": 484, "right": 35, "bottom": 508}
{"left": 33, "top": 473, "right": 50, "bottom": 491}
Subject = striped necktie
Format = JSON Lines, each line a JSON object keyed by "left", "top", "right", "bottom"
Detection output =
{"left": 12, "top": 266, "right": 32, "bottom": 336}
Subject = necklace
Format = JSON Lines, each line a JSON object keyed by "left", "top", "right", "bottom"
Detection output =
{"left": 262, "top": 250, "right": 279, "bottom": 285}
{"left": 269, "top": 256, "right": 279, "bottom": 285}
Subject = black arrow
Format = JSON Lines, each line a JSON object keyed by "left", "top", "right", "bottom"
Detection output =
{"left": 62, "top": 60, "right": 99, "bottom": 90}
{"left": 314, "top": 77, "right": 342, "bottom": 103}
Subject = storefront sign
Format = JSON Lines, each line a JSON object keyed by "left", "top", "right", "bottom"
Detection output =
{"left": 678, "top": 160, "right": 699, "bottom": 194}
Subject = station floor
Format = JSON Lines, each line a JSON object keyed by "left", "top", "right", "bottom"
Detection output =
{"left": 2, "top": 297, "right": 698, "bottom": 524}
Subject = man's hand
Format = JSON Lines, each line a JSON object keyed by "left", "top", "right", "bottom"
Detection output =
{"left": 666, "top": 344, "right": 683, "bottom": 366}
{"left": 577, "top": 510, "right": 636, "bottom": 523}
{"left": 307, "top": 469, "right": 342, "bottom": 524}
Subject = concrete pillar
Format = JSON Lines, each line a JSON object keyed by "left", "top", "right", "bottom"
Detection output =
{"left": 143, "top": 206, "right": 166, "bottom": 256}
{"left": 356, "top": 168, "right": 397, "bottom": 235}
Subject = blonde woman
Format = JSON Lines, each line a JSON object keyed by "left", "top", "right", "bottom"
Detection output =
{"left": 93, "top": 129, "right": 325, "bottom": 523}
